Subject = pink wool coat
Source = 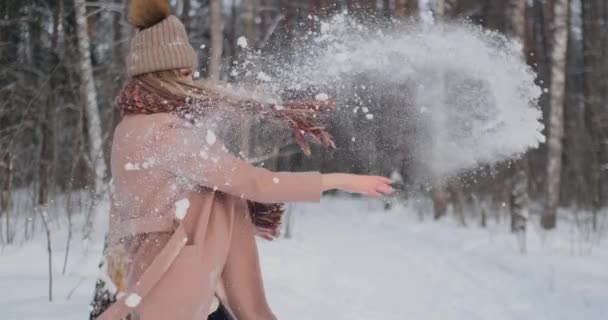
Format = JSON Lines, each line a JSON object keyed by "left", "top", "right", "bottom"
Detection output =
{"left": 99, "top": 113, "right": 323, "bottom": 320}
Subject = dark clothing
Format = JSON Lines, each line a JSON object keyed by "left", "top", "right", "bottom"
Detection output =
{"left": 208, "top": 305, "right": 234, "bottom": 320}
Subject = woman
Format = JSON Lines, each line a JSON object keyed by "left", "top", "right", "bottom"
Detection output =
{"left": 97, "top": 0, "right": 393, "bottom": 319}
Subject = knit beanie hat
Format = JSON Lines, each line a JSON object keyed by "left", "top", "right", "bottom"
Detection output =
{"left": 127, "top": 0, "right": 197, "bottom": 77}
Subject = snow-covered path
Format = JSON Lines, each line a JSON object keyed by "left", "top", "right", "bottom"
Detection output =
{"left": 1, "top": 198, "right": 607, "bottom": 320}
{"left": 262, "top": 200, "right": 608, "bottom": 320}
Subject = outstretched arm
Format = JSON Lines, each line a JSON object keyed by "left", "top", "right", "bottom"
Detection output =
{"left": 157, "top": 121, "right": 393, "bottom": 203}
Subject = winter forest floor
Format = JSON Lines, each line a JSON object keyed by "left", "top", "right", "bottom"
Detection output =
{"left": 1, "top": 197, "right": 607, "bottom": 320}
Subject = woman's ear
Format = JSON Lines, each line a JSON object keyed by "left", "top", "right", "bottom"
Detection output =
{"left": 179, "top": 68, "right": 193, "bottom": 78}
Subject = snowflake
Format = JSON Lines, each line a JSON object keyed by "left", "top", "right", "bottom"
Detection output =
{"left": 256, "top": 72, "right": 272, "bottom": 82}
{"left": 315, "top": 93, "right": 329, "bottom": 101}
{"left": 125, "top": 163, "right": 140, "bottom": 171}
{"left": 125, "top": 293, "right": 142, "bottom": 308}
{"left": 174, "top": 198, "right": 190, "bottom": 220}
{"left": 206, "top": 130, "right": 217, "bottom": 146}
{"left": 237, "top": 36, "right": 248, "bottom": 49}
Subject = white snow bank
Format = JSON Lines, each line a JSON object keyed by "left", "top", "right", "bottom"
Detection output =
{"left": 0, "top": 198, "right": 606, "bottom": 320}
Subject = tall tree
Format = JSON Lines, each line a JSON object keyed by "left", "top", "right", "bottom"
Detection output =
{"left": 428, "top": 0, "right": 452, "bottom": 220}
{"left": 209, "top": 0, "right": 223, "bottom": 81}
{"left": 395, "top": 0, "right": 419, "bottom": 17}
{"left": 74, "top": 0, "right": 107, "bottom": 215}
{"left": 582, "top": 0, "right": 608, "bottom": 223}
{"left": 542, "top": 0, "right": 570, "bottom": 229}
{"left": 510, "top": 0, "right": 527, "bottom": 42}
{"left": 508, "top": 0, "right": 530, "bottom": 239}
{"left": 244, "top": 0, "right": 257, "bottom": 45}
{"left": 180, "top": 0, "right": 192, "bottom": 33}
{"left": 433, "top": 0, "right": 446, "bottom": 17}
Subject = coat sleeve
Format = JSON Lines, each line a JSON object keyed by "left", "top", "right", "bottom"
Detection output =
{"left": 155, "top": 123, "right": 323, "bottom": 204}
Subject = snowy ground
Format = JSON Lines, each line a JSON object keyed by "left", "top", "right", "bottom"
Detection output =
{"left": 1, "top": 197, "right": 607, "bottom": 320}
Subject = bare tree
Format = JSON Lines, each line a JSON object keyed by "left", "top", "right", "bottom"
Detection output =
{"left": 511, "top": 167, "right": 529, "bottom": 252}
{"left": 244, "top": 0, "right": 258, "bottom": 44}
{"left": 509, "top": 0, "right": 527, "bottom": 42}
{"left": 180, "top": 0, "right": 192, "bottom": 33}
{"left": 582, "top": 0, "right": 608, "bottom": 231}
{"left": 1, "top": 154, "right": 13, "bottom": 244}
{"left": 543, "top": 0, "right": 570, "bottom": 229}
{"left": 74, "top": 0, "right": 107, "bottom": 238}
{"left": 40, "top": 209, "right": 53, "bottom": 301}
{"left": 209, "top": 0, "right": 224, "bottom": 81}
{"left": 509, "top": 0, "right": 530, "bottom": 245}
{"left": 238, "top": 0, "right": 259, "bottom": 158}
{"left": 433, "top": 0, "right": 446, "bottom": 17}
{"left": 395, "top": 0, "right": 419, "bottom": 17}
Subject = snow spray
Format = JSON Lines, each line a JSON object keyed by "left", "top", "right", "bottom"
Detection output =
{"left": 229, "top": 14, "right": 545, "bottom": 181}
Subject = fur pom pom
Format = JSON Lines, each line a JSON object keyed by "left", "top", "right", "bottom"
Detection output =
{"left": 129, "top": 0, "right": 171, "bottom": 29}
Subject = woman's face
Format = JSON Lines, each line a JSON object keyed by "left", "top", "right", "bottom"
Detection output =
{"left": 178, "top": 68, "right": 194, "bottom": 84}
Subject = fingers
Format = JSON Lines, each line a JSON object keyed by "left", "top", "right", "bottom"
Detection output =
{"left": 366, "top": 178, "right": 394, "bottom": 197}
{"left": 365, "top": 184, "right": 391, "bottom": 197}
{"left": 255, "top": 228, "right": 279, "bottom": 241}
{"left": 365, "top": 190, "right": 382, "bottom": 197}
{"left": 257, "top": 232, "right": 275, "bottom": 241}
{"left": 373, "top": 176, "right": 394, "bottom": 184}
{"left": 370, "top": 177, "right": 394, "bottom": 195}
{"left": 338, "top": 174, "right": 395, "bottom": 197}
{"left": 376, "top": 183, "right": 394, "bottom": 195}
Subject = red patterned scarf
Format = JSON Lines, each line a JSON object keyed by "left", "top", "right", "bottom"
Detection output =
{"left": 115, "top": 81, "right": 334, "bottom": 236}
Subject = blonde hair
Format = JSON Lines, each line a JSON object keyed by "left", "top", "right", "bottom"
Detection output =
{"left": 136, "top": 70, "right": 205, "bottom": 100}
{"left": 134, "top": 70, "right": 253, "bottom": 114}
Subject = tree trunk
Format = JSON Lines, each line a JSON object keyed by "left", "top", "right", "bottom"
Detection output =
{"left": 508, "top": 0, "right": 530, "bottom": 239}
{"left": 361, "top": 0, "right": 377, "bottom": 15}
{"left": 74, "top": 0, "right": 107, "bottom": 198}
{"left": 450, "top": 184, "right": 467, "bottom": 226}
{"left": 510, "top": 0, "right": 527, "bottom": 44}
{"left": 383, "top": 0, "right": 391, "bottom": 18}
{"left": 395, "top": 0, "right": 419, "bottom": 17}
{"left": 111, "top": 0, "right": 131, "bottom": 126}
{"left": 433, "top": 0, "right": 446, "bottom": 17}
{"left": 429, "top": 0, "right": 451, "bottom": 220}
{"left": 1, "top": 153, "right": 13, "bottom": 244}
{"left": 180, "top": 0, "right": 192, "bottom": 33}
{"left": 542, "top": 0, "right": 570, "bottom": 230}
{"left": 40, "top": 209, "right": 53, "bottom": 301}
{"left": 209, "top": 0, "right": 223, "bottom": 81}
{"left": 240, "top": 0, "right": 257, "bottom": 158}
{"left": 37, "top": 91, "right": 54, "bottom": 208}
{"left": 582, "top": 0, "right": 608, "bottom": 213}
{"left": 318, "top": 0, "right": 333, "bottom": 17}
{"left": 596, "top": 0, "right": 608, "bottom": 209}
{"left": 244, "top": 0, "right": 257, "bottom": 46}
{"left": 511, "top": 160, "right": 530, "bottom": 227}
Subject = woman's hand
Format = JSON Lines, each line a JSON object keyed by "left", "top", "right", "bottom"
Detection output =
{"left": 255, "top": 226, "right": 281, "bottom": 241}
{"left": 322, "top": 173, "right": 394, "bottom": 197}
